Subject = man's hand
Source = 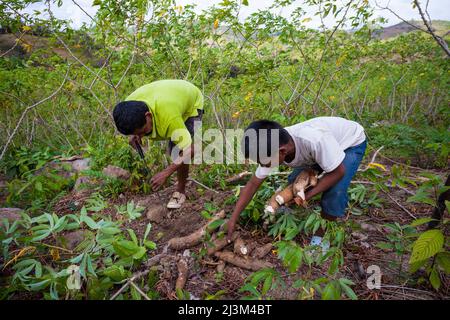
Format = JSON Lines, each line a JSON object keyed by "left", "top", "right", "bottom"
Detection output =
{"left": 150, "top": 170, "right": 171, "bottom": 190}
{"left": 129, "top": 135, "right": 142, "bottom": 150}
{"left": 226, "top": 218, "right": 236, "bottom": 243}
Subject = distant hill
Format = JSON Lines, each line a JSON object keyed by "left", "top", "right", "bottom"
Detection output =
{"left": 374, "top": 20, "right": 450, "bottom": 39}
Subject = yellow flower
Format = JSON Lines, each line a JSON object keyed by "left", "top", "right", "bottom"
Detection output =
{"left": 21, "top": 43, "right": 33, "bottom": 53}
{"left": 214, "top": 19, "right": 219, "bottom": 29}
{"left": 244, "top": 92, "right": 253, "bottom": 101}
{"left": 50, "top": 248, "right": 60, "bottom": 261}
{"left": 232, "top": 111, "right": 240, "bottom": 118}
{"left": 368, "top": 162, "right": 387, "bottom": 171}
{"left": 22, "top": 25, "right": 32, "bottom": 32}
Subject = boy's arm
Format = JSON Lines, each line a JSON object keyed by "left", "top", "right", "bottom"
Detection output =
{"left": 226, "top": 175, "right": 265, "bottom": 242}
{"left": 305, "top": 162, "right": 345, "bottom": 201}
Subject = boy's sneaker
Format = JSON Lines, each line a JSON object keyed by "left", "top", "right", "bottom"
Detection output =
{"left": 310, "top": 236, "right": 330, "bottom": 256}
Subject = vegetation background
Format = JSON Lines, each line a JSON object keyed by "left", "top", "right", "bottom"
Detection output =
{"left": 0, "top": 0, "right": 448, "bottom": 300}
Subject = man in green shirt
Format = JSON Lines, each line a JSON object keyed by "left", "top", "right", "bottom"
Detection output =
{"left": 113, "top": 80, "right": 204, "bottom": 209}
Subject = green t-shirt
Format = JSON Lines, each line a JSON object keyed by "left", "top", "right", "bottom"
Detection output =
{"left": 125, "top": 80, "right": 203, "bottom": 149}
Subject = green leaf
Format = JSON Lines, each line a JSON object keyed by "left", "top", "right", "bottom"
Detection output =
{"left": 207, "top": 219, "right": 225, "bottom": 231}
{"left": 82, "top": 215, "right": 99, "bottom": 230}
{"left": 322, "top": 281, "right": 340, "bottom": 300}
{"left": 104, "top": 265, "right": 127, "bottom": 282}
{"left": 436, "top": 252, "right": 450, "bottom": 274}
{"left": 410, "top": 218, "right": 434, "bottom": 227}
{"left": 28, "top": 279, "right": 51, "bottom": 291}
{"left": 127, "top": 229, "right": 138, "bottom": 245}
{"left": 429, "top": 267, "right": 441, "bottom": 290}
{"left": 339, "top": 279, "right": 357, "bottom": 300}
{"left": 242, "top": 0, "right": 249, "bottom": 6}
{"left": 409, "top": 258, "right": 428, "bottom": 273}
{"left": 144, "top": 240, "right": 157, "bottom": 250}
{"left": 262, "top": 275, "right": 273, "bottom": 295}
{"left": 113, "top": 240, "right": 140, "bottom": 258}
{"left": 375, "top": 242, "right": 392, "bottom": 250}
{"left": 409, "top": 229, "right": 444, "bottom": 264}
{"left": 143, "top": 223, "right": 152, "bottom": 242}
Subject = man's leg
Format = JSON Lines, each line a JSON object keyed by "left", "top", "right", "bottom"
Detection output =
{"left": 320, "top": 140, "right": 367, "bottom": 219}
{"left": 311, "top": 140, "right": 367, "bottom": 250}
{"left": 176, "top": 163, "right": 189, "bottom": 194}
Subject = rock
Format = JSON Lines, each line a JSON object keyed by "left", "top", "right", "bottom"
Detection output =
{"left": 146, "top": 204, "right": 167, "bottom": 223}
{"left": 360, "top": 222, "right": 378, "bottom": 232}
{"left": 102, "top": 165, "right": 130, "bottom": 180}
{"left": 351, "top": 231, "right": 368, "bottom": 241}
{"left": 71, "top": 158, "right": 91, "bottom": 172}
{"left": 74, "top": 176, "right": 94, "bottom": 191}
{"left": 0, "top": 208, "right": 23, "bottom": 224}
{"left": 58, "top": 230, "right": 90, "bottom": 250}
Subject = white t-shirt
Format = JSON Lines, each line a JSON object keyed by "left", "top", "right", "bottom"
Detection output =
{"left": 255, "top": 117, "right": 366, "bottom": 179}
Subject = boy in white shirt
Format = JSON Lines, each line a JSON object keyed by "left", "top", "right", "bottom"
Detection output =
{"left": 226, "top": 117, "right": 367, "bottom": 249}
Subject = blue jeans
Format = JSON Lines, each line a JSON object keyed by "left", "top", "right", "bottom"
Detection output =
{"left": 287, "top": 140, "right": 367, "bottom": 217}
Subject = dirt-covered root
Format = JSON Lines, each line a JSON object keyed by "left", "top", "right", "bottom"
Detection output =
{"left": 214, "top": 251, "right": 273, "bottom": 271}
{"left": 175, "top": 258, "right": 189, "bottom": 290}
{"left": 251, "top": 243, "right": 273, "bottom": 259}
{"left": 207, "top": 232, "right": 239, "bottom": 256}
{"left": 167, "top": 210, "right": 226, "bottom": 250}
{"left": 233, "top": 237, "right": 250, "bottom": 256}
{"left": 216, "top": 260, "right": 226, "bottom": 274}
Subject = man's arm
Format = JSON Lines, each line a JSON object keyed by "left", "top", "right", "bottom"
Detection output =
{"left": 150, "top": 144, "right": 194, "bottom": 190}
{"left": 226, "top": 175, "right": 265, "bottom": 242}
{"left": 305, "top": 162, "right": 345, "bottom": 201}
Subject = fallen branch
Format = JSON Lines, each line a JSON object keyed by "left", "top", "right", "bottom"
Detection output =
{"left": 168, "top": 210, "right": 226, "bottom": 250}
{"left": 384, "top": 192, "right": 417, "bottom": 220}
{"left": 129, "top": 280, "right": 150, "bottom": 300}
{"left": 214, "top": 251, "right": 273, "bottom": 271}
{"left": 225, "top": 171, "right": 252, "bottom": 184}
{"left": 187, "top": 178, "right": 219, "bottom": 194}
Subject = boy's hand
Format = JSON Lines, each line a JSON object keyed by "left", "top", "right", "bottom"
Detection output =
{"left": 226, "top": 219, "right": 236, "bottom": 243}
{"left": 150, "top": 170, "right": 171, "bottom": 190}
{"left": 129, "top": 135, "right": 142, "bottom": 150}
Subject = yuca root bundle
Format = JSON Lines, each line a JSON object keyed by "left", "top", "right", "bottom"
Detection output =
{"left": 251, "top": 243, "right": 273, "bottom": 259}
{"left": 214, "top": 251, "right": 273, "bottom": 271}
{"left": 207, "top": 232, "right": 239, "bottom": 256}
{"left": 168, "top": 210, "right": 226, "bottom": 250}
{"left": 264, "top": 169, "right": 319, "bottom": 215}
{"left": 233, "top": 237, "right": 250, "bottom": 256}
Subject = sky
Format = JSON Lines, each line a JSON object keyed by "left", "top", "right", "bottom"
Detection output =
{"left": 22, "top": 0, "right": 450, "bottom": 29}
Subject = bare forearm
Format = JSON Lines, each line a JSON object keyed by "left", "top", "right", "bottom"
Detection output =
{"left": 165, "top": 144, "right": 194, "bottom": 174}
{"left": 230, "top": 176, "right": 263, "bottom": 224}
{"left": 305, "top": 164, "right": 345, "bottom": 200}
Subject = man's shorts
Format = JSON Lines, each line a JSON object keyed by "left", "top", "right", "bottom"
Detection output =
{"left": 287, "top": 140, "right": 367, "bottom": 217}
{"left": 167, "top": 109, "right": 203, "bottom": 155}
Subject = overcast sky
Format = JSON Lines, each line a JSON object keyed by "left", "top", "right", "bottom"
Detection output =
{"left": 23, "top": 0, "right": 450, "bottom": 29}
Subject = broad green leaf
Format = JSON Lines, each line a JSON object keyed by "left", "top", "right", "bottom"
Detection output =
{"left": 429, "top": 267, "right": 441, "bottom": 290}
{"left": 409, "top": 229, "right": 444, "bottom": 264}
